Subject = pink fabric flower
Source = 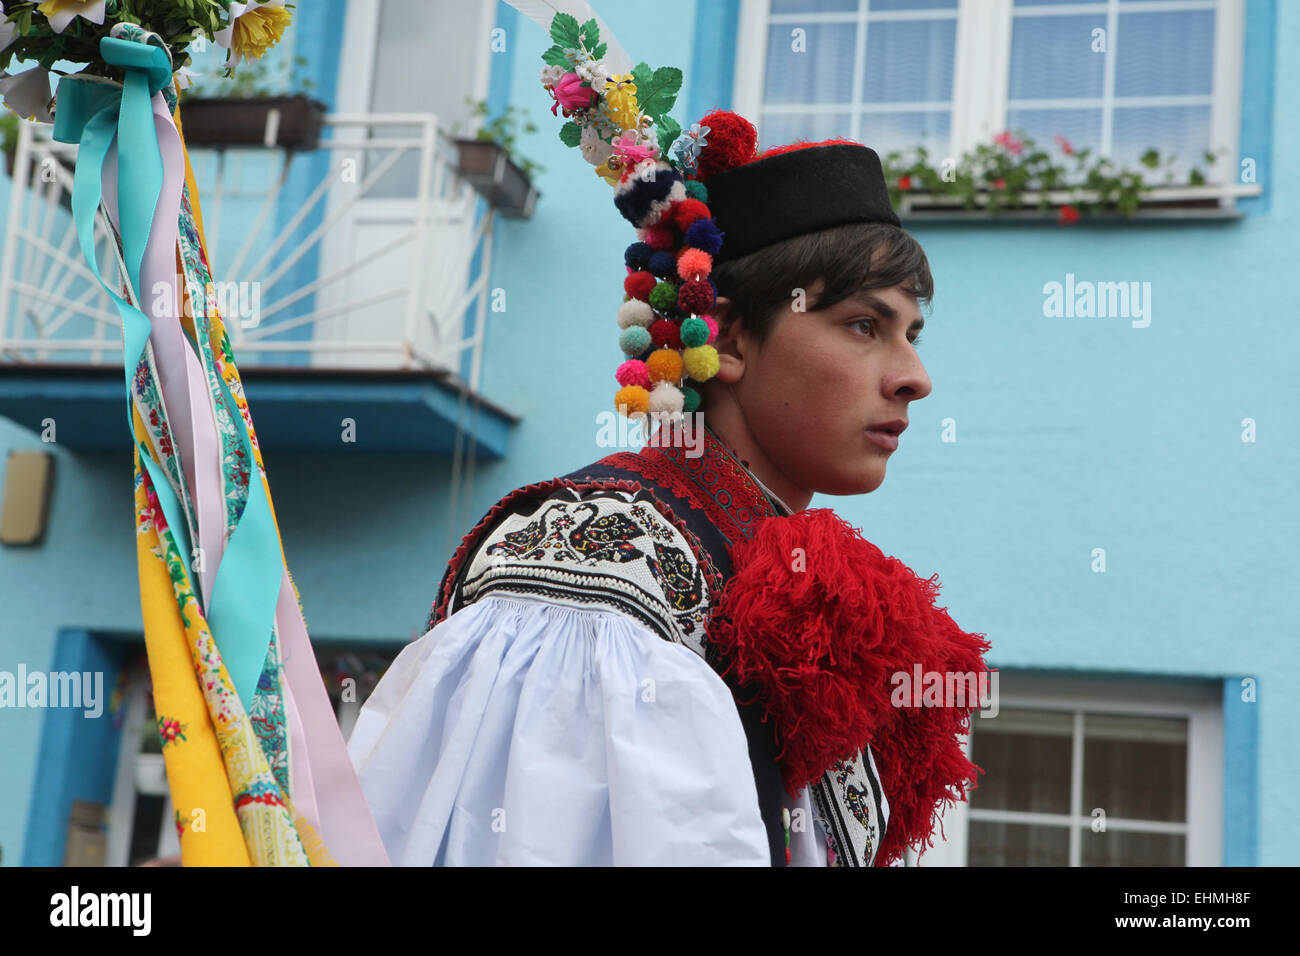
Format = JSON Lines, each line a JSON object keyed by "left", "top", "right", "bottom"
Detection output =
{"left": 611, "top": 130, "right": 657, "bottom": 168}
{"left": 550, "top": 72, "right": 596, "bottom": 115}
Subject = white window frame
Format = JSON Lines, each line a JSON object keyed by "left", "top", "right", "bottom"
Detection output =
{"left": 911, "top": 672, "right": 1224, "bottom": 867}
{"left": 735, "top": 0, "right": 1248, "bottom": 207}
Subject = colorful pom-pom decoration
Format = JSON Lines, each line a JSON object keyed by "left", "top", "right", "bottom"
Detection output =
{"left": 693, "top": 109, "right": 758, "bottom": 181}
{"left": 615, "top": 359, "right": 651, "bottom": 388}
{"left": 615, "top": 384, "right": 650, "bottom": 418}
{"left": 649, "top": 317, "right": 683, "bottom": 350}
{"left": 617, "top": 299, "right": 655, "bottom": 329}
{"left": 648, "top": 281, "right": 679, "bottom": 313}
{"left": 643, "top": 224, "right": 676, "bottom": 250}
{"left": 619, "top": 325, "right": 652, "bottom": 356}
{"left": 647, "top": 250, "right": 678, "bottom": 278}
{"left": 624, "top": 270, "right": 656, "bottom": 301}
{"left": 677, "top": 248, "right": 713, "bottom": 281}
{"left": 684, "top": 179, "right": 708, "bottom": 203}
{"left": 648, "top": 381, "right": 685, "bottom": 416}
{"left": 670, "top": 198, "right": 712, "bottom": 233}
{"left": 624, "top": 241, "right": 652, "bottom": 270}
{"left": 682, "top": 344, "right": 720, "bottom": 381}
{"left": 646, "top": 347, "right": 684, "bottom": 384}
{"left": 684, "top": 218, "right": 724, "bottom": 256}
{"left": 613, "top": 161, "right": 684, "bottom": 227}
{"left": 679, "top": 316, "right": 710, "bottom": 348}
{"left": 677, "top": 279, "right": 715, "bottom": 316}
{"left": 703, "top": 315, "right": 719, "bottom": 342}
{"left": 681, "top": 385, "right": 702, "bottom": 413}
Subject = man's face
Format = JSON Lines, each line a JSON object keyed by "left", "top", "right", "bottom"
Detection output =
{"left": 718, "top": 278, "right": 932, "bottom": 496}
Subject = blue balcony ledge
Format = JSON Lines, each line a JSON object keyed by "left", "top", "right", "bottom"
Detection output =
{"left": 0, "top": 364, "right": 518, "bottom": 457}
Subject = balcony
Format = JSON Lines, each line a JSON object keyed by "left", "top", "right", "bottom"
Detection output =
{"left": 0, "top": 112, "right": 518, "bottom": 458}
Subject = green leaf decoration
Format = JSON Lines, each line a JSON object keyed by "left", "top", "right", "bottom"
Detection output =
{"left": 579, "top": 17, "right": 600, "bottom": 50}
{"left": 550, "top": 12, "right": 581, "bottom": 50}
{"left": 559, "top": 121, "right": 582, "bottom": 148}
{"left": 542, "top": 45, "right": 570, "bottom": 68}
{"left": 633, "top": 65, "right": 682, "bottom": 121}
{"left": 592, "top": 42, "right": 607, "bottom": 60}
{"left": 656, "top": 114, "right": 681, "bottom": 154}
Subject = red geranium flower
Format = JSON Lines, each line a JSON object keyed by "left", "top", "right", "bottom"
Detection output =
{"left": 1054, "top": 134, "right": 1074, "bottom": 155}
{"left": 992, "top": 178, "right": 1006, "bottom": 190}
{"left": 1058, "top": 204, "right": 1081, "bottom": 225}
{"left": 898, "top": 175, "right": 912, "bottom": 191}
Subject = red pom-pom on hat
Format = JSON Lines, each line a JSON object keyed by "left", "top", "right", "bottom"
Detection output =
{"left": 642, "top": 224, "right": 677, "bottom": 251}
{"left": 624, "top": 271, "right": 656, "bottom": 301}
{"left": 694, "top": 109, "right": 758, "bottom": 181}
{"left": 649, "top": 318, "right": 683, "bottom": 349}
{"left": 669, "top": 198, "right": 711, "bottom": 233}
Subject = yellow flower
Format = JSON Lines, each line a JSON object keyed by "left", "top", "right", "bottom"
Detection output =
{"left": 36, "top": 0, "right": 106, "bottom": 34}
{"left": 230, "top": 5, "right": 292, "bottom": 61}
{"left": 595, "top": 160, "right": 623, "bottom": 187}
{"left": 604, "top": 74, "right": 641, "bottom": 132}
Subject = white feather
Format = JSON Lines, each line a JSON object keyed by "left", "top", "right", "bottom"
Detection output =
{"left": 502, "top": 0, "right": 633, "bottom": 75}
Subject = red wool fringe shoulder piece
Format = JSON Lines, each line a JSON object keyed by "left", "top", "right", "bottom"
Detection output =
{"left": 707, "top": 508, "right": 993, "bottom": 867}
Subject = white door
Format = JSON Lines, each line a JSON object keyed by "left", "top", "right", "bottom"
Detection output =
{"left": 315, "top": 0, "right": 495, "bottom": 370}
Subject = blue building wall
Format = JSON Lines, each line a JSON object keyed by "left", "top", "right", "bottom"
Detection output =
{"left": 1, "top": 0, "right": 1294, "bottom": 865}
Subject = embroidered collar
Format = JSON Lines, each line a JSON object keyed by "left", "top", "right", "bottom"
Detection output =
{"left": 597, "top": 421, "right": 783, "bottom": 545}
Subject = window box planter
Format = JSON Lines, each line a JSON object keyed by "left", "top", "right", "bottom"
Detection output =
{"left": 454, "top": 138, "right": 538, "bottom": 219}
{"left": 177, "top": 94, "right": 328, "bottom": 150}
{"left": 896, "top": 184, "right": 1262, "bottom": 223}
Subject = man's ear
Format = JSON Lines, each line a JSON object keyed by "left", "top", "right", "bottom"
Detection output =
{"left": 709, "top": 296, "right": 746, "bottom": 384}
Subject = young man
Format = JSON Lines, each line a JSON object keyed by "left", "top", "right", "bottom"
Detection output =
{"left": 347, "top": 111, "right": 990, "bottom": 867}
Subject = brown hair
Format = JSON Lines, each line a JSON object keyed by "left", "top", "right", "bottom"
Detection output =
{"left": 709, "top": 221, "right": 934, "bottom": 348}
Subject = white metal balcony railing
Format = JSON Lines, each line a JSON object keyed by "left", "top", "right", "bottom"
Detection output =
{"left": 0, "top": 112, "right": 494, "bottom": 392}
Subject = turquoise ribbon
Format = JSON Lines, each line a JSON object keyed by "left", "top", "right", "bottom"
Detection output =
{"left": 55, "top": 36, "right": 282, "bottom": 712}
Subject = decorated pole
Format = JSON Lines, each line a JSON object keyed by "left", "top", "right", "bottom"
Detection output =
{"left": 1, "top": 1, "right": 388, "bottom": 866}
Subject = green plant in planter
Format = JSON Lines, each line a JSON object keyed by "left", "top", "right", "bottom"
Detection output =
{"left": 0, "top": 108, "right": 19, "bottom": 157}
{"left": 458, "top": 98, "right": 544, "bottom": 181}
{"left": 179, "top": 53, "right": 314, "bottom": 102}
{"left": 883, "top": 130, "right": 1223, "bottom": 220}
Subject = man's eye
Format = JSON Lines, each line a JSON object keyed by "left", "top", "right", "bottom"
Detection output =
{"left": 910, "top": 335, "right": 922, "bottom": 349}
{"left": 852, "top": 318, "right": 875, "bottom": 335}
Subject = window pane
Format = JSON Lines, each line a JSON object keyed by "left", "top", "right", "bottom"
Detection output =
{"left": 1083, "top": 828, "right": 1186, "bottom": 866}
{"left": 863, "top": 18, "right": 956, "bottom": 103}
{"left": 1111, "top": 105, "right": 1212, "bottom": 180}
{"left": 1004, "top": 107, "right": 1103, "bottom": 160}
{"left": 1082, "top": 713, "right": 1187, "bottom": 823}
{"left": 860, "top": 110, "right": 950, "bottom": 158}
{"left": 968, "top": 708, "right": 1073, "bottom": 815}
{"left": 969, "top": 821, "right": 1070, "bottom": 866}
{"left": 764, "top": 23, "right": 858, "bottom": 105}
{"left": 1116, "top": 11, "right": 1215, "bottom": 97}
{"left": 772, "top": 0, "right": 857, "bottom": 13}
{"left": 758, "top": 111, "right": 854, "bottom": 152}
{"left": 870, "top": 0, "right": 957, "bottom": 10}
{"left": 1009, "top": 14, "right": 1107, "bottom": 100}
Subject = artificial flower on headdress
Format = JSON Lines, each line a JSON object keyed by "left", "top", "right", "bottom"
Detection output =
{"left": 540, "top": 64, "right": 567, "bottom": 88}
{"left": 0, "top": 66, "right": 53, "bottom": 122}
{"left": 603, "top": 74, "right": 640, "bottom": 132}
{"left": 673, "top": 121, "right": 710, "bottom": 174}
{"left": 35, "top": 0, "right": 106, "bottom": 34}
{"left": 549, "top": 71, "right": 597, "bottom": 116}
{"left": 580, "top": 124, "right": 614, "bottom": 168}
{"left": 215, "top": 0, "right": 292, "bottom": 69}
{"left": 611, "top": 128, "right": 657, "bottom": 170}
